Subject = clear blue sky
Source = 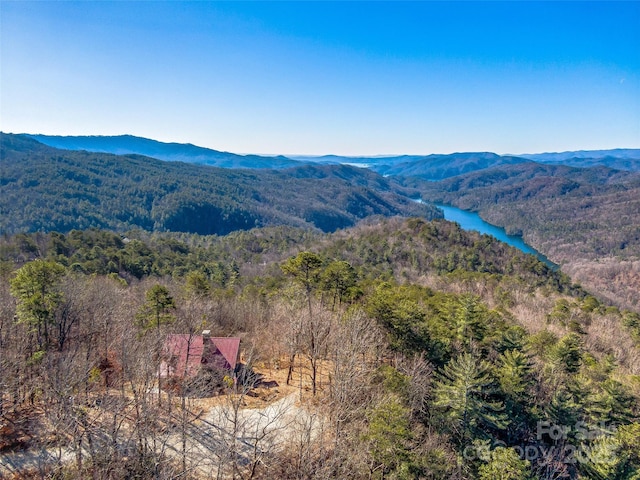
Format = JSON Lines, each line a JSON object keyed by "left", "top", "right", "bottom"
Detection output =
{"left": 2, "top": 1, "right": 639, "bottom": 155}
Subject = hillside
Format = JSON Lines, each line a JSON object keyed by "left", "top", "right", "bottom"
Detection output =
{"left": 411, "top": 163, "right": 640, "bottom": 311}
{"left": 1, "top": 219, "right": 639, "bottom": 479}
{"left": 0, "top": 133, "right": 439, "bottom": 235}
{"left": 27, "top": 134, "right": 302, "bottom": 169}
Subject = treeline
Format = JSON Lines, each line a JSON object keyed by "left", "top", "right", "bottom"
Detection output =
{"left": 1, "top": 218, "right": 576, "bottom": 292}
{"left": 1, "top": 219, "right": 640, "bottom": 479}
{"left": 0, "top": 133, "right": 438, "bottom": 235}
{"left": 0, "top": 227, "right": 312, "bottom": 282}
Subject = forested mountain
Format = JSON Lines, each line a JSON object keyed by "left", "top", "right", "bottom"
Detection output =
{"left": 0, "top": 133, "right": 439, "bottom": 235}
{"left": 1, "top": 218, "right": 639, "bottom": 479}
{"left": 27, "top": 134, "right": 302, "bottom": 169}
{"left": 368, "top": 150, "right": 640, "bottom": 179}
{"left": 411, "top": 163, "right": 640, "bottom": 311}
{"left": 371, "top": 152, "right": 530, "bottom": 180}
{"left": 0, "top": 217, "right": 569, "bottom": 289}
{"left": 270, "top": 150, "right": 640, "bottom": 174}
{"left": 521, "top": 149, "right": 640, "bottom": 171}
{"left": 24, "top": 133, "right": 640, "bottom": 172}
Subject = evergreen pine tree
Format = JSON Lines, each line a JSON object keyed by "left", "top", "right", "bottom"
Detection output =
{"left": 10, "top": 259, "right": 66, "bottom": 350}
{"left": 478, "top": 447, "right": 534, "bottom": 480}
{"left": 433, "top": 353, "right": 508, "bottom": 447}
{"left": 136, "top": 284, "right": 176, "bottom": 330}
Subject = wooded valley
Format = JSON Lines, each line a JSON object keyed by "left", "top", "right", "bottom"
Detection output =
{"left": 411, "top": 163, "right": 640, "bottom": 312}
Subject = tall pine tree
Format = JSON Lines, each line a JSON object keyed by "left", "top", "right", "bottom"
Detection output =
{"left": 433, "top": 353, "right": 508, "bottom": 447}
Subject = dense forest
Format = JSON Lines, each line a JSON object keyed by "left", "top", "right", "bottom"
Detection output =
{"left": 408, "top": 163, "right": 640, "bottom": 312}
{"left": 0, "top": 133, "right": 438, "bottom": 235}
{"left": 1, "top": 219, "right": 640, "bottom": 479}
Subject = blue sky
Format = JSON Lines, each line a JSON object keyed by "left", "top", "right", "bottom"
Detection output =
{"left": 1, "top": 1, "right": 639, "bottom": 155}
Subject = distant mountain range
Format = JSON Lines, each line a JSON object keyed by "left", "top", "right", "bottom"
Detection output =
{"left": 285, "top": 151, "right": 640, "bottom": 177}
{"left": 520, "top": 148, "right": 640, "bottom": 161}
{"left": 27, "top": 134, "right": 302, "bottom": 169}
{"left": 1, "top": 133, "right": 438, "bottom": 235}
{"left": 25, "top": 134, "right": 640, "bottom": 179}
{"left": 4, "top": 132, "right": 640, "bottom": 312}
{"left": 519, "top": 149, "right": 640, "bottom": 171}
{"left": 371, "top": 152, "right": 531, "bottom": 180}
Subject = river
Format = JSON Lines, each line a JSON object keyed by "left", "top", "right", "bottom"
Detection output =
{"left": 416, "top": 200, "right": 556, "bottom": 268}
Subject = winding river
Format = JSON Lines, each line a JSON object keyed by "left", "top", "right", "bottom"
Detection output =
{"left": 416, "top": 200, "right": 556, "bottom": 268}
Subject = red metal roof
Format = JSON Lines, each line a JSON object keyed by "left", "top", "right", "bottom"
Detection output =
{"left": 159, "top": 334, "right": 240, "bottom": 378}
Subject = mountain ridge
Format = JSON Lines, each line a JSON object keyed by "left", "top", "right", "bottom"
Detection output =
{"left": 23, "top": 133, "right": 640, "bottom": 176}
{"left": 1, "top": 133, "right": 439, "bottom": 235}
{"left": 519, "top": 148, "right": 640, "bottom": 161}
{"left": 26, "top": 133, "right": 303, "bottom": 169}
{"left": 519, "top": 149, "right": 640, "bottom": 171}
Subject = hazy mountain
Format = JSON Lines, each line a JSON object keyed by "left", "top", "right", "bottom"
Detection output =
{"left": 1, "top": 133, "right": 439, "bottom": 235}
{"left": 520, "top": 148, "right": 640, "bottom": 161}
{"left": 371, "top": 152, "right": 530, "bottom": 180}
{"left": 25, "top": 134, "right": 640, "bottom": 173}
{"left": 289, "top": 152, "right": 531, "bottom": 180}
{"left": 288, "top": 154, "right": 427, "bottom": 167}
{"left": 520, "top": 149, "right": 640, "bottom": 171}
{"left": 27, "top": 134, "right": 302, "bottom": 169}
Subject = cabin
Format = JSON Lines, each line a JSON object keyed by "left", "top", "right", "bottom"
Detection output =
{"left": 159, "top": 330, "right": 240, "bottom": 385}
